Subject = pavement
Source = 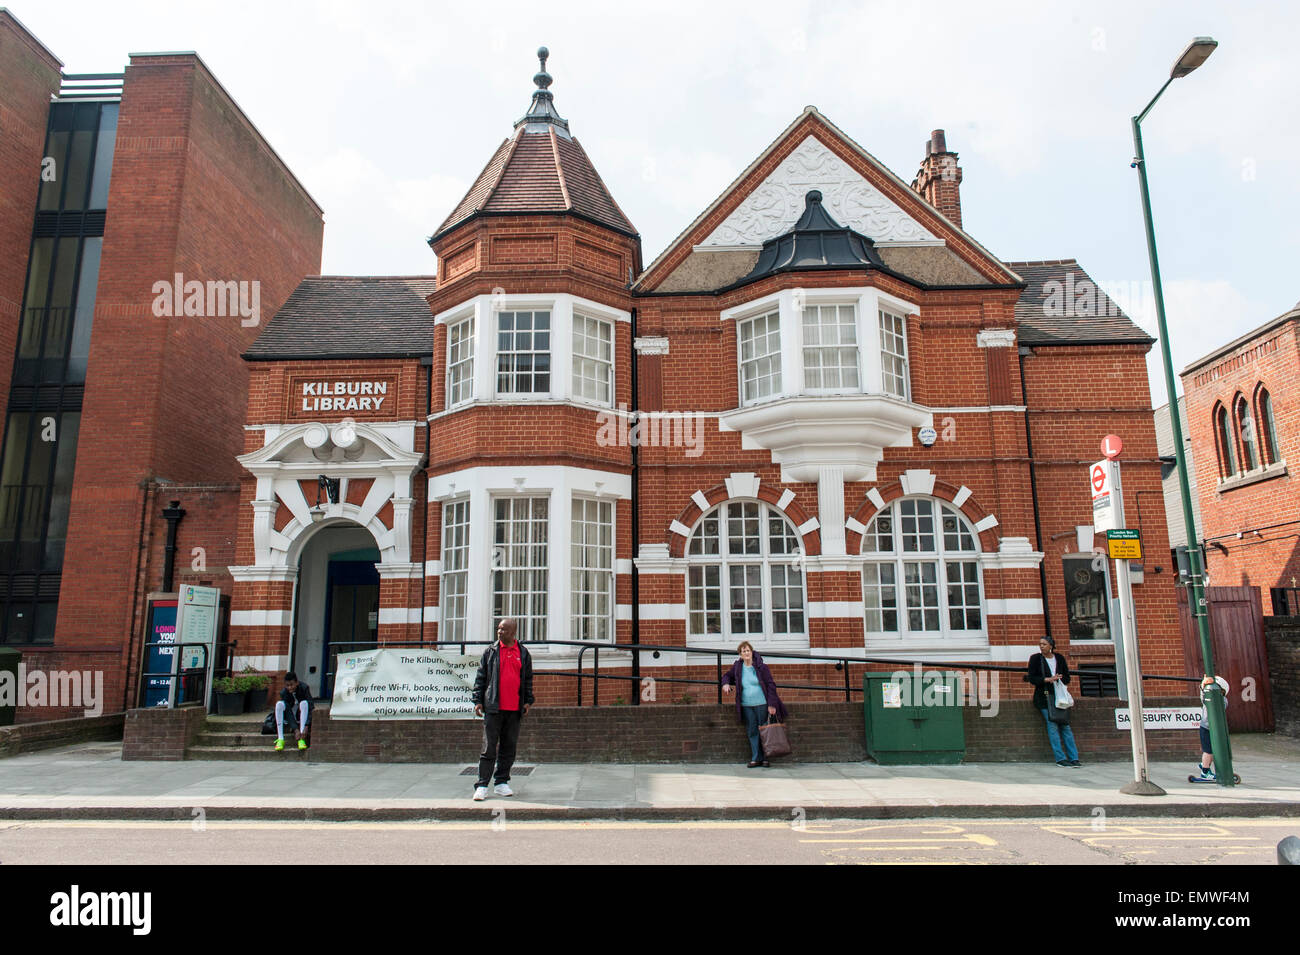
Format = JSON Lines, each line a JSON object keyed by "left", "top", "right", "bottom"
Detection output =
{"left": 0, "top": 734, "right": 1297, "bottom": 821}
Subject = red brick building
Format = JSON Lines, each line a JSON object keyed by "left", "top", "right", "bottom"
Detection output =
{"left": 0, "top": 11, "right": 323, "bottom": 718}
{"left": 1181, "top": 301, "right": 1299, "bottom": 609}
{"left": 230, "top": 50, "right": 1187, "bottom": 705}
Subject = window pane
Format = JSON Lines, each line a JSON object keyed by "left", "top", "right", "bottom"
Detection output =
{"left": 1063, "top": 556, "right": 1111, "bottom": 640}
{"left": 440, "top": 499, "right": 471, "bottom": 642}
{"left": 492, "top": 496, "right": 549, "bottom": 640}
{"left": 904, "top": 561, "right": 940, "bottom": 631}
{"left": 802, "top": 303, "right": 859, "bottom": 390}
{"left": 496, "top": 311, "right": 552, "bottom": 394}
{"left": 862, "top": 562, "right": 898, "bottom": 633}
{"left": 1260, "top": 390, "right": 1280, "bottom": 465}
{"left": 88, "top": 104, "right": 118, "bottom": 209}
{"left": 945, "top": 560, "right": 981, "bottom": 631}
{"left": 738, "top": 311, "right": 781, "bottom": 402}
{"left": 571, "top": 497, "right": 613, "bottom": 641}
{"left": 899, "top": 499, "right": 936, "bottom": 552}
{"left": 1238, "top": 398, "right": 1258, "bottom": 470}
{"left": 879, "top": 309, "right": 909, "bottom": 398}
{"left": 572, "top": 314, "right": 613, "bottom": 404}
{"left": 447, "top": 317, "right": 475, "bottom": 406}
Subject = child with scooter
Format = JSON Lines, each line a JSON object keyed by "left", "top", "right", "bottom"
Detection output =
{"left": 1190, "top": 675, "right": 1240, "bottom": 784}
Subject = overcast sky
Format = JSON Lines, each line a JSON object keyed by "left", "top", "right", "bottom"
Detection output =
{"left": 21, "top": 0, "right": 1298, "bottom": 408}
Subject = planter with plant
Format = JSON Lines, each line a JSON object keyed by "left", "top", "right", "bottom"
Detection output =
{"left": 241, "top": 666, "right": 271, "bottom": 712}
{"left": 212, "top": 676, "right": 247, "bottom": 716}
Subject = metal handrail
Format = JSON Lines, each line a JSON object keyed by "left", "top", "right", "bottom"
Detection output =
{"left": 321, "top": 638, "right": 1200, "bottom": 707}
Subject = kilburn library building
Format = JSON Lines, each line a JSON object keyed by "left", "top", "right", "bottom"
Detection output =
{"left": 2, "top": 11, "right": 1188, "bottom": 720}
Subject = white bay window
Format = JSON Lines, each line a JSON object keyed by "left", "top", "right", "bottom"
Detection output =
{"left": 436, "top": 294, "right": 626, "bottom": 410}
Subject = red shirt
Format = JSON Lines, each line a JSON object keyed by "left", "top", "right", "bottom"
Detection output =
{"left": 497, "top": 642, "right": 522, "bottom": 711}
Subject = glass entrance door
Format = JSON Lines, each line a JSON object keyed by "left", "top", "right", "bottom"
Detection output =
{"left": 321, "top": 559, "right": 380, "bottom": 696}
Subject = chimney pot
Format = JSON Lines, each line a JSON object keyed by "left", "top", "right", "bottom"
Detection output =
{"left": 931, "top": 129, "right": 947, "bottom": 154}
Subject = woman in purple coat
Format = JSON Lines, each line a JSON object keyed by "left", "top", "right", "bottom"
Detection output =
{"left": 721, "top": 641, "right": 788, "bottom": 767}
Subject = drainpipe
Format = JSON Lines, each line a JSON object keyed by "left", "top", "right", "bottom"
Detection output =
{"left": 1016, "top": 347, "right": 1053, "bottom": 637}
{"left": 629, "top": 306, "right": 641, "bottom": 704}
{"left": 421, "top": 355, "right": 433, "bottom": 645}
{"left": 161, "top": 499, "right": 185, "bottom": 593}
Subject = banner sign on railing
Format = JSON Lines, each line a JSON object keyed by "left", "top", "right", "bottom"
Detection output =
{"left": 330, "top": 647, "right": 480, "bottom": 719}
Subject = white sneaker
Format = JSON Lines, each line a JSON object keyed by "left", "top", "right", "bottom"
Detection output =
{"left": 472, "top": 786, "right": 488, "bottom": 801}
{"left": 493, "top": 783, "right": 514, "bottom": 797}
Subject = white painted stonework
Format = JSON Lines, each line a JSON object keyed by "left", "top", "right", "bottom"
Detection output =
{"left": 698, "top": 135, "right": 940, "bottom": 248}
{"left": 232, "top": 421, "right": 425, "bottom": 576}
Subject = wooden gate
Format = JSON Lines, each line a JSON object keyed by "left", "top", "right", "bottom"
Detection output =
{"left": 1176, "top": 585, "right": 1273, "bottom": 732}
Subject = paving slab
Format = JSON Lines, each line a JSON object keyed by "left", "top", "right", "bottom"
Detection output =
{"left": 0, "top": 736, "right": 1296, "bottom": 821}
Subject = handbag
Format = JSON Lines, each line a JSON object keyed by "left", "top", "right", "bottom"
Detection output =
{"left": 759, "top": 716, "right": 792, "bottom": 758}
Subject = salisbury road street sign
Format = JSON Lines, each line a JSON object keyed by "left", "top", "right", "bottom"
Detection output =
{"left": 1107, "top": 528, "right": 1143, "bottom": 560}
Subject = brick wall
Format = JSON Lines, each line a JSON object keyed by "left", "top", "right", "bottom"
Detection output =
{"left": 301, "top": 697, "right": 1200, "bottom": 764}
{"left": 1182, "top": 316, "right": 1300, "bottom": 593}
{"left": 45, "top": 52, "right": 323, "bottom": 719}
{"left": 1265, "top": 616, "right": 1300, "bottom": 737}
{"left": 121, "top": 703, "right": 208, "bottom": 760}
{"left": 0, "top": 712, "right": 123, "bottom": 758}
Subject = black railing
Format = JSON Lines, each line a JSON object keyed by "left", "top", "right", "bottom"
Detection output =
{"left": 1270, "top": 587, "right": 1300, "bottom": 616}
{"left": 323, "top": 638, "right": 1200, "bottom": 707}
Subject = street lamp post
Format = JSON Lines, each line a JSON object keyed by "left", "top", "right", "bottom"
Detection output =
{"left": 1131, "top": 36, "right": 1234, "bottom": 786}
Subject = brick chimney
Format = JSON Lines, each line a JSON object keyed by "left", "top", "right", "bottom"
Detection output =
{"left": 911, "top": 129, "right": 963, "bottom": 229}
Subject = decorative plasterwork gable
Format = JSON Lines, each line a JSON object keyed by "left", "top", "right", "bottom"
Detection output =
{"left": 699, "top": 135, "right": 939, "bottom": 249}
{"left": 236, "top": 421, "right": 426, "bottom": 568}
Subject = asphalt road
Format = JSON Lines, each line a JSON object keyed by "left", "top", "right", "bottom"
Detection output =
{"left": 1, "top": 816, "right": 1295, "bottom": 865}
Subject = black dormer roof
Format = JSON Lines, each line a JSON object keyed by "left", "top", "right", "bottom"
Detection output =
{"left": 730, "top": 190, "right": 885, "bottom": 289}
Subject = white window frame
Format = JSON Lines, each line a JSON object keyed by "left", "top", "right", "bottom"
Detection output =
{"left": 737, "top": 309, "right": 783, "bottom": 405}
{"left": 721, "top": 287, "right": 918, "bottom": 406}
{"left": 433, "top": 293, "right": 627, "bottom": 410}
{"left": 878, "top": 307, "right": 912, "bottom": 400}
{"left": 801, "top": 301, "right": 862, "bottom": 393}
{"left": 571, "top": 312, "right": 614, "bottom": 408}
{"left": 439, "top": 497, "right": 471, "bottom": 642}
{"left": 490, "top": 493, "right": 551, "bottom": 642}
{"left": 446, "top": 314, "right": 476, "bottom": 408}
{"left": 570, "top": 495, "right": 615, "bottom": 642}
{"left": 495, "top": 308, "right": 554, "bottom": 397}
{"left": 860, "top": 497, "right": 986, "bottom": 646}
{"left": 685, "top": 499, "right": 808, "bottom": 648}
{"left": 427, "top": 466, "right": 631, "bottom": 655}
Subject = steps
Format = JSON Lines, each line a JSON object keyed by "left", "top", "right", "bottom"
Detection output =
{"left": 188, "top": 717, "right": 312, "bottom": 761}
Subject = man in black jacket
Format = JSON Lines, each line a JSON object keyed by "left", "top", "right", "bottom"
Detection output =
{"left": 274, "top": 672, "right": 312, "bottom": 752}
{"left": 471, "top": 618, "right": 534, "bottom": 800}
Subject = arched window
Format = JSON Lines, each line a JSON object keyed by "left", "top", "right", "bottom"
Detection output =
{"left": 861, "top": 497, "right": 984, "bottom": 640}
{"left": 1215, "top": 404, "right": 1237, "bottom": 478}
{"left": 686, "top": 501, "right": 806, "bottom": 642}
{"left": 1257, "top": 386, "right": 1281, "bottom": 465}
{"left": 1236, "top": 394, "right": 1258, "bottom": 471}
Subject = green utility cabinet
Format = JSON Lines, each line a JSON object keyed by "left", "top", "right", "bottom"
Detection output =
{"left": 0, "top": 646, "right": 19, "bottom": 726}
{"left": 863, "top": 671, "right": 965, "bottom": 764}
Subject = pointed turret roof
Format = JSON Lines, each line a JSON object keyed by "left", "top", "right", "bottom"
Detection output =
{"left": 433, "top": 48, "right": 637, "bottom": 243}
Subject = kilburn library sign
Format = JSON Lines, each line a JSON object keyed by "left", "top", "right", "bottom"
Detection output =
{"left": 290, "top": 376, "right": 398, "bottom": 417}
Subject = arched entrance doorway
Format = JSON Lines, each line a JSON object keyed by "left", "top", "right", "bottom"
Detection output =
{"left": 291, "top": 522, "right": 380, "bottom": 696}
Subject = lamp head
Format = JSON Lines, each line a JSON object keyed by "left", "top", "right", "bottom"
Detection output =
{"left": 1171, "top": 37, "right": 1217, "bottom": 79}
